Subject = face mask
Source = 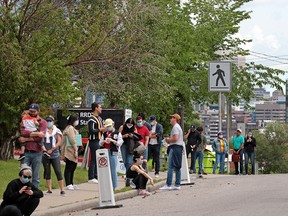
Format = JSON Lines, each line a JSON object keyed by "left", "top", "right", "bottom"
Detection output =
{"left": 73, "top": 120, "right": 79, "bottom": 127}
{"left": 21, "top": 177, "right": 30, "bottom": 184}
{"left": 219, "top": 135, "right": 223, "bottom": 139}
{"left": 150, "top": 122, "right": 155, "bottom": 126}
{"left": 248, "top": 134, "right": 252, "bottom": 137}
{"left": 137, "top": 122, "right": 143, "bottom": 127}
{"left": 138, "top": 159, "right": 143, "bottom": 165}
{"left": 107, "top": 126, "right": 113, "bottom": 131}
{"left": 126, "top": 124, "right": 133, "bottom": 129}
{"left": 47, "top": 122, "right": 54, "bottom": 128}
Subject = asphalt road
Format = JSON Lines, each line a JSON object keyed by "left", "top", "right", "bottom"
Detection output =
{"left": 60, "top": 174, "right": 288, "bottom": 216}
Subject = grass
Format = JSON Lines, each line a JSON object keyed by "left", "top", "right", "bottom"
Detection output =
{"left": 0, "top": 159, "right": 88, "bottom": 197}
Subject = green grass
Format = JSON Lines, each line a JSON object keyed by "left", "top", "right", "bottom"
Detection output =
{"left": 0, "top": 159, "right": 88, "bottom": 197}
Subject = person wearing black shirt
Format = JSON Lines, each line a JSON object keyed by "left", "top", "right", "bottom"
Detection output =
{"left": 244, "top": 131, "right": 256, "bottom": 175}
{"left": 184, "top": 125, "right": 201, "bottom": 174}
{"left": 0, "top": 166, "right": 43, "bottom": 216}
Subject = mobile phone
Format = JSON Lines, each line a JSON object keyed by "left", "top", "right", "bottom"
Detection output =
{"left": 26, "top": 187, "right": 31, "bottom": 190}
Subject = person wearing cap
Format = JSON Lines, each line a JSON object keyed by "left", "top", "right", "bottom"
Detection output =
{"left": 42, "top": 115, "right": 66, "bottom": 196}
{"left": 212, "top": 131, "right": 228, "bottom": 174}
{"left": 61, "top": 114, "right": 80, "bottom": 190}
{"left": 0, "top": 165, "right": 43, "bottom": 216}
{"left": 232, "top": 129, "right": 245, "bottom": 175}
{"left": 87, "top": 102, "right": 106, "bottom": 184}
{"left": 184, "top": 124, "right": 201, "bottom": 174}
{"left": 195, "top": 126, "right": 207, "bottom": 177}
{"left": 99, "top": 118, "right": 123, "bottom": 190}
{"left": 18, "top": 105, "right": 50, "bottom": 162}
{"left": 18, "top": 103, "right": 47, "bottom": 188}
{"left": 160, "top": 114, "right": 183, "bottom": 190}
{"left": 147, "top": 115, "right": 163, "bottom": 178}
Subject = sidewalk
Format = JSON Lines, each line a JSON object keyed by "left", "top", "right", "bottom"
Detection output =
{"left": 33, "top": 172, "right": 167, "bottom": 216}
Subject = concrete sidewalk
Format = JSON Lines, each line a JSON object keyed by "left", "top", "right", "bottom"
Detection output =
{"left": 33, "top": 172, "right": 167, "bottom": 216}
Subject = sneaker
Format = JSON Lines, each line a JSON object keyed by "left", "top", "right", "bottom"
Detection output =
{"left": 130, "top": 181, "right": 136, "bottom": 189}
{"left": 45, "top": 190, "right": 52, "bottom": 195}
{"left": 60, "top": 191, "right": 66, "bottom": 196}
{"left": 159, "top": 185, "right": 172, "bottom": 190}
{"left": 18, "top": 154, "right": 26, "bottom": 161}
{"left": 155, "top": 174, "right": 159, "bottom": 178}
{"left": 43, "top": 151, "right": 50, "bottom": 159}
{"left": 202, "top": 171, "right": 208, "bottom": 175}
{"left": 139, "top": 190, "right": 151, "bottom": 196}
{"left": 73, "top": 185, "right": 79, "bottom": 190}
{"left": 198, "top": 174, "right": 203, "bottom": 178}
{"left": 125, "top": 178, "right": 130, "bottom": 187}
{"left": 88, "top": 178, "right": 98, "bottom": 184}
{"left": 171, "top": 185, "right": 181, "bottom": 190}
{"left": 66, "top": 184, "right": 74, "bottom": 190}
{"left": 189, "top": 170, "right": 193, "bottom": 174}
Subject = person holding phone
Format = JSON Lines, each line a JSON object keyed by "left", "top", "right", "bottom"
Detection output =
{"left": 0, "top": 165, "right": 43, "bottom": 216}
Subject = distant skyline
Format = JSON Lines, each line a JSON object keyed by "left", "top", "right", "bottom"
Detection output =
{"left": 239, "top": 0, "right": 288, "bottom": 92}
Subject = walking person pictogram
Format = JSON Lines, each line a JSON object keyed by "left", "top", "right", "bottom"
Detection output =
{"left": 212, "top": 65, "right": 226, "bottom": 86}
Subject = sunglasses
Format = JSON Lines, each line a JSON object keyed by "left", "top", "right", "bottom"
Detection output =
{"left": 23, "top": 175, "right": 32, "bottom": 179}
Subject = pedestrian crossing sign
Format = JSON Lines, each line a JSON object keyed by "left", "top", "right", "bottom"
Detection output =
{"left": 209, "top": 62, "right": 232, "bottom": 92}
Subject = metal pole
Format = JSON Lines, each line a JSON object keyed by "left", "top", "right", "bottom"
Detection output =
{"left": 226, "top": 99, "right": 231, "bottom": 174}
{"left": 218, "top": 92, "right": 222, "bottom": 132}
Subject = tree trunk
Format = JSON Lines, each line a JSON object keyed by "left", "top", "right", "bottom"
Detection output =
{"left": 0, "top": 136, "right": 15, "bottom": 160}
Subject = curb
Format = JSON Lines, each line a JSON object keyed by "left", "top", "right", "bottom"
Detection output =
{"left": 33, "top": 181, "right": 165, "bottom": 216}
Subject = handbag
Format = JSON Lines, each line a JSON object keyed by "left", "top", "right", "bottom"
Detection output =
{"left": 134, "top": 141, "right": 146, "bottom": 155}
{"left": 232, "top": 153, "right": 240, "bottom": 162}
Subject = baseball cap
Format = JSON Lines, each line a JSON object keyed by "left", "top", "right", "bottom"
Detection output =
{"left": 190, "top": 125, "right": 196, "bottom": 129}
{"left": 149, "top": 115, "right": 156, "bottom": 122}
{"left": 104, "top": 118, "right": 114, "bottom": 127}
{"left": 237, "top": 128, "right": 242, "bottom": 133}
{"left": 29, "top": 103, "right": 40, "bottom": 111}
{"left": 170, "top": 114, "right": 181, "bottom": 120}
{"left": 46, "top": 115, "right": 54, "bottom": 121}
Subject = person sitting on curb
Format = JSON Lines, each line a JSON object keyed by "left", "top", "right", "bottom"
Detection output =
{"left": 0, "top": 165, "right": 43, "bottom": 216}
{"left": 126, "top": 152, "right": 154, "bottom": 196}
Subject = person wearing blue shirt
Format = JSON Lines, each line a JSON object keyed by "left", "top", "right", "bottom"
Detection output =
{"left": 232, "top": 129, "right": 245, "bottom": 175}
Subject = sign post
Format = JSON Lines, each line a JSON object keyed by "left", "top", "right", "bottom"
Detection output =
{"left": 94, "top": 149, "right": 122, "bottom": 209}
{"left": 209, "top": 61, "right": 232, "bottom": 174}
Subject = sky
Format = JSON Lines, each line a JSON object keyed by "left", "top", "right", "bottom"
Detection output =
{"left": 239, "top": 0, "right": 288, "bottom": 92}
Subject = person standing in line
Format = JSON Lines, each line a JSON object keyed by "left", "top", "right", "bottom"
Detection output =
{"left": 18, "top": 103, "right": 47, "bottom": 188}
{"left": 244, "top": 131, "right": 256, "bottom": 175}
{"left": 99, "top": 118, "right": 123, "bottom": 191}
{"left": 87, "top": 102, "right": 106, "bottom": 184}
{"left": 135, "top": 115, "right": 150, "bottom": 169}
{"left": 0, "top": 166, "right": 43, "bottom": 216}
{"left": 61, "top": 115, "right": 80, "bottom": 191}
{"left": 195, "top": 127, "right": 207, "bottom": 177}
{"left": 148, "top": 115, "right": 163, "bottom": 178}
{"left": 160, "top": 114, "right": 183, "bottom": 190}
{"left": 212, "top": 131, "right": 228, "bottom": 174}
{"left": 42, "top": 115, "right": 65, "bottom": 196}
{"left": 184, "top": 125, "right": 201, "bottom": 174}
{"left": 232, "top": 129, "right": 245, "bottom": 175}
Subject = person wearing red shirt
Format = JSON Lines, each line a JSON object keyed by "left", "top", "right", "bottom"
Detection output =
{"left": 135, "top": 116, "right": 150, "bottom": 169}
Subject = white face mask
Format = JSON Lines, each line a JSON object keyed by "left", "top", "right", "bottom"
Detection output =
{"left": 126, "top": 124, "right": 133, "bottom": 129}
{"left": 73, "top": 120, "right": 79, "bottom": 127}
{"left": 219, "top": 135, "right": 223, "bottom": 139}
{"left": 107, "top": 126, "right": 113, "bottom": 131}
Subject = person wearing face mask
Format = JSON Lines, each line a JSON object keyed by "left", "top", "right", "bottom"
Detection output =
{"left": 18, "top": 103, "right": 47, "bottom": 188}
{"left": 244, "top": 131, "right": 256, "bottom": 175}
{"left": 0, "top": 165, "right": 43, "bottom": 216}
{"left": 135, "top": 115, "right": 150, "bottom": 169}
{"left": 99, "top": 118, "right": 123, "bottom": 190}
{"left": 212, "top": 131, "right": 228, "bottom": 174}
{"left": 126, "top": 152, "right": 154, "bottom": 196}
{"left": 61, "top": 114, "right": 80, "bottom": 191}
{"left": 232, "top": 129, "right": 245, "bottom": 175}
{"left": 42, "top": 115, "right": 65, "bottom": 196}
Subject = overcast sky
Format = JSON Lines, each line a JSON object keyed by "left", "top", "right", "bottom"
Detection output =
{"left": 239, "top": 0, "right": 288, "bottom": 92}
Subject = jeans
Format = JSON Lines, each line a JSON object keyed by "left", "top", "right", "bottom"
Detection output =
{"left": 142, "top": 147, "right": 149, "bottom": 170}
{"left": 213, "top": 152, "right": 225, "bottom": 174}
{"left": 109, "top": 152, "right": 118, "bottom": 189}
{"left": 121, "top": 144, "right": 133, "bottom": 172}
{"left": 234, "top": 149, "right": 243, "bottom": 174}
{"left": 244, "top": 151, "right": 255, "bottom": 174}
{"left": 195, "top": 151, "right": 204, "bottom": 175}
{"left": 88, "top": 140, "right": 100, "bottom": 180}
{"left": 148, "top": 144, "right": 161, "bottom": 174}
{"left": 186, "top": 145, "right": 196, "bottom": 171}
{"left": 24, "top": 151, "right": 43, "bottom": 188}
{"left": 166, "top": 148, "right": 181, "bottom": 187}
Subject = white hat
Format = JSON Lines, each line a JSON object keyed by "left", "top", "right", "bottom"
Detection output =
{"left": 104, "top": 118, "right": 114, "bottom": 127}
{"left": 237, "top": 128, "right": 242, "bottom": 133}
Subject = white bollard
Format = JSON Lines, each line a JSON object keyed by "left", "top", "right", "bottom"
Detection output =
{"left": 181, "top": 144, "right": 191, "bottom": 184}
